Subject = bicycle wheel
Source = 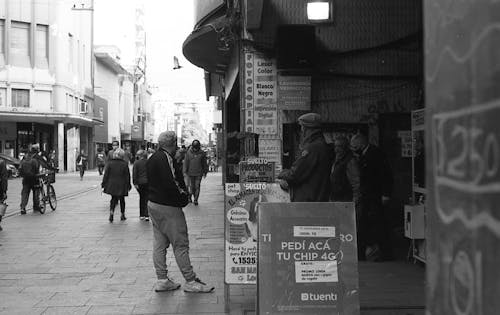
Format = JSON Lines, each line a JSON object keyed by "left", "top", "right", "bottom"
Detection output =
{"left": 48, "top": 185, "right": 57, "bottom": 210}
{"left": 38, "top": 188, "right": 46, "bottom": 214}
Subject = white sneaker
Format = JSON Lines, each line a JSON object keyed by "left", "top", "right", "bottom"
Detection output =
{"left": 139, "top": 216, "right": 145, "bottom": 220}
{"left": 154, "top": 277, "right": 181, "bottom": 292}
{"left": 184, "top": 278, "right": 215, "bottom": 293}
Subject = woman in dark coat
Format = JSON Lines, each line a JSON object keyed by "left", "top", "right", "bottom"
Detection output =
{"left": 102, "top": 148, "right": 131, "bottom": 222}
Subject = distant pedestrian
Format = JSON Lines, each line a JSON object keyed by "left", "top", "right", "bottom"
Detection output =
{"left": 350, "top": 133, "right": 394, "bottom": 261}
{"left": 95, "top": 148, "right": 106, "bottom": 175}
{"left": 147, "top": 131, "right": 214, "bottom": 293}
{"left": 101, "top": 148, "right": 131, "bottom": 223}
{"left": 0, "top": 157, "right": 8, "bottom": 231}
{"left": 48, "top": 150, "right": 58, "bottom": 171}
{"left": 132, "top": 149, "right": 149, "bottom": 221}
{"left": 277, "top": 113, "right": 333, "bottom": 202}
{"left": 19, "top": 146, "right": 41, "bottom": 214}
{"left": 107, "top": 140, "right": 120, "bottom": 161}
{"left": 183, "top": 140, "right": 208, "bottom": 205}
{"left": 76, "top": 150, "right": 88, "bottom": 180}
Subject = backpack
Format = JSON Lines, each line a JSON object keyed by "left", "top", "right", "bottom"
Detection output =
{"left": 20, "top": 156, "right": 36, "bottom": 178}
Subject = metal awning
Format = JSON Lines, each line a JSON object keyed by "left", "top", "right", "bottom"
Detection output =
{"left": 0, "top": 111, "right": 104, "bottom": 127}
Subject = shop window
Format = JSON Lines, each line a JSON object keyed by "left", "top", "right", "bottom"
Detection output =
{"left": 36, "top": 24, "right": 48, "bottom": 68}
{"left": 0, "top": 20, "right": 4, "bottom": 54}
{"left": 11, "top": 89, "right": 29, "bottom": 108}
{"left": 68, "top": 33, "right": 73, "bottom": 72}
{"left": 0, "top": 88, "right": 5, "bottom": 107}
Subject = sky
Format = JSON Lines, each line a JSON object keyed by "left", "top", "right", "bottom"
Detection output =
{"left": 94, "top": 0, "right": 208, "bottom": 103}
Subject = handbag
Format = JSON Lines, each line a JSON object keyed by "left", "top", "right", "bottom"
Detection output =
{"left": 0, "top": 202, "right": 7, "bottom": 217}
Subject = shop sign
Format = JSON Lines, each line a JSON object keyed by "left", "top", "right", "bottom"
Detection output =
{"left": 0, "top": 122, "right": 16, "bottom": 140}
{"left": 278, "top": 75, "right": 311, "bottom": 110}
{"left": 398, "top": 130, "right": 412, "bottom": 157}
{"left": 239, "top": 159, "right": 275, "bottom": 183}
{"left": 244, "top": 51, "right": 278, "bottom": 136}
{"left": 258, "top": 202, "right": 360, "bottom": 314}
{"left": 258, "top": 139, "right": 282, "bottom": 175}
{"left": 225, "top": 183, "right": 290, "bottom": 284}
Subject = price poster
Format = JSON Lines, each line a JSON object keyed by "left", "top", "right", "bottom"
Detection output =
{"left": 258, "top": 202, "right": 360, "bottom": 314}
{"left": 225, "top": 183, "right": 290, "bottom": 284}
{"left": 239, "top": 160, "right": 275, "bottom": 183}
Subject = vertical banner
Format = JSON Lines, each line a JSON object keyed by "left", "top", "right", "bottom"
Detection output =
{"left": 225, "top": 183, "right": 290, "bottom": 284}
{"left": 244, "top": 50, "right": 278, "bottom": 136}
{"left": 258, "top": 202, "right": 360, "bottom": 314}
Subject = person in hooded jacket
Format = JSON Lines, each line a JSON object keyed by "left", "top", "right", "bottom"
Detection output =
{"left": 101, "top": 148, "right": 131, "bottom": 222}
{"left": 278, "top": 113, "right": 333, "bottom": 202}
{"left": 183, "top": 140, "right": 208, "bottom": 205}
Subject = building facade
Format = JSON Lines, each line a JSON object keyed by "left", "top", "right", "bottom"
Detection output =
{"left": 0, "top": 0, "right": 100, "bottom": 172}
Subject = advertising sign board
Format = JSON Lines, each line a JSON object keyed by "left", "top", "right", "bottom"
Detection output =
{"left": 258, "top": 202, "right": 360, "bottom": 314}
{"left": 239, "top": 159, "right": 275, "bottom": 183}
{"left": 225, "top": 183, "right": 290, "bottom": 284}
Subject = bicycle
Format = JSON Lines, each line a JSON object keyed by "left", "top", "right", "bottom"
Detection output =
{"left": 36, "top": 171, "right": 57, "bottom": 213}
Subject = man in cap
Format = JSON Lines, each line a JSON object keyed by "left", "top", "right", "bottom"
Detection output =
{"left": 350, "top": 132, "right": 394, "bottom": 261}
{"left": 147, "top": 131, "right": 214, "bottom": 293}
{"left": 278, "top": 113, "right": 333, "bottom": 202}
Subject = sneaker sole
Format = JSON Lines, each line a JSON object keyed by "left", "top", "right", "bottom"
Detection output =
{"left": 183, "top": 287, "right": 215, "bottom": 293}
{"left": 155, "top": 284, "right": 181, "bottom": 292}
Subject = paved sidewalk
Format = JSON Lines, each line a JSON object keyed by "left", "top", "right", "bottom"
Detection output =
{"left": 0, "top": 171, "right": 425, "bottom": 314}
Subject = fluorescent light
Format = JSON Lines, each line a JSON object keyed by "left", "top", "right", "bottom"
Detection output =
{"left": 307, "top": 2, "right": 330, "bottom": 21}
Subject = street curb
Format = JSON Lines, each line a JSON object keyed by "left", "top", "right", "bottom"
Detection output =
{"left": 2, "top": 185, "right": 100, "bottom": 219}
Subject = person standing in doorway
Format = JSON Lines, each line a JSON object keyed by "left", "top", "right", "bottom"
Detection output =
{"left": 19, "top": 146, "right": 41, "bottom": 214}
{"left": 132, "top": 150, "right": 149, "bottom": 221}
{"left": 350, "top": 133, "right": 394, "bottom": 261}
{"left": 76, "top": 150, "right": 88, "bottom": 180}
{"left": 330, "top": 135, "right": 361, "bottom": 204}
{"left": 147, "top": 131, "right": 214, "bottom": 293}
{"left": 101, "top": 148, "right": 131, "bottom": 222}
{"left": 277, "top": 113, "right": 333, "bottom": 202}
{"left": 183, "top": 140, "right": 208, "bottom": 206}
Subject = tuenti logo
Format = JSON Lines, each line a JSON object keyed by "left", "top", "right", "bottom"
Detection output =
{"left": 300, "top": 292, "right": 337, "bottom": 302}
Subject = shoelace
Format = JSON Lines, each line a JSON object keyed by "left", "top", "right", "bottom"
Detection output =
{"left": 194, "top": 278, "right": 206, "bottom": 285}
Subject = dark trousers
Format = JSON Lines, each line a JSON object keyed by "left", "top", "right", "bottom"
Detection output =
{"left": 79, "top": 166, "right": 86, "bottom": 178}
{"left": 110, "top": 196, "right": 126, "bottom": 213}
{"left": 137, "top": 184, "right": 148, "bottom": 217}
{"left": 189, "top": 176, "right": 202, "bottom": 202}
{"left": 20, "top": 179, "right": 40, "bottom": 210}
{"left": 358, "top": 196, "right": 393, "bottom": 260}
{"left": 97, "top": 165, "right": 104, "bottom": 175}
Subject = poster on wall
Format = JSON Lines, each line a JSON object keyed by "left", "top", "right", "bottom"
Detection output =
{"left": 278, "top": 75, "right": 311, "bottom": 110}
{"left": 239, "top": 159, "right": 275, "bottom": 183}
{"left": 258, "top": 139, "right": 282, "bottom": 175}
{"left": 258, "top": 202, "right": 360, "bottom": 315}
{"left": 225, "top": 183, "right": 290, "bottom": 284}
{"left": 244, "top": 50, "right": 278, "bottom": 137}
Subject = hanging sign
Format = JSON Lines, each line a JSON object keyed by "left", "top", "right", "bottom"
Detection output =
{"left": 278, "top": 75, "right": 312, "bottom": 110}
{"left": 239, "top": 159, "right": 275, "bottom": 183}
{"left": 258, "top": 202, "right": 360, "bottom": 314}
{"left": 244, "top": 51, "right": 278, "bottom": 136}
{"left": 225, "top": 183, "right": 290, "bottom": 284}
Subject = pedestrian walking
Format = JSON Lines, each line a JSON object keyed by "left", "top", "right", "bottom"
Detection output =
{"left": 101, "top": 148, "right": 131, "bottom": 223}
{"left": 183, "top": 140, "right": 208, "bottom": 205}
{"left": 19, "top": 146, "right": 41, "bottom": 214}
{"left": 132, "top": 149, "right": 149, "bottom": 221}
{"left": 277, "top": 112, "right": 333, "bottom": 202}
{"left": 147, "top": 131, "right": 214, "bottom": 293}
{"left": 0, "top": 157, "right": 8, "bottom": 231}
{"left": 107, "top": 140, "right": 120, "bottom": 161}
{"left": 95, "top": 148, "right": 106, "bottom": 175}
{"left": 350, "top": 133, "right": 394, "bottom": 261}
{"left": 76, "top": 150, "right": 88, "bottom": 180}
{"left": 48, "top": 150, "right": 58, "bottom": 171}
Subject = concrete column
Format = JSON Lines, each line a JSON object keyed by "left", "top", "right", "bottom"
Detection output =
{"left": 57, "top": 122, "right": 64, "bottom": 171}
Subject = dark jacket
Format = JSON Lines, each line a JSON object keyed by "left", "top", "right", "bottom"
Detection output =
{"left": 330, "top": 152, "right": 361, "bottom": 203}
{"left": 147, "top": 149, "right": 188, "bottom": 207}
{"left": 20, "top": 154, "right": 40, "bottom": 184}
{"left": 76, "top": 154, "right": 88, "bottom": 170}
{"left": 357, "top": 144, "right": 393, "bottom": 200}
{"left": 278, "top": 131, "right": 333, "bottom": 202}
{"left": 183, "top": 148, "right": 208, "bottom": 177}
{"left": 0, "top": 159, "right": 7, "bottom": 200}
{"left": 101, "top": 159, "right": 131, "bottom": 196}
{"left": 132, "top": 158, "right": 148, "bottom": 185}
{"left": 95, "top": 152, "right": 106, "bottom": 166}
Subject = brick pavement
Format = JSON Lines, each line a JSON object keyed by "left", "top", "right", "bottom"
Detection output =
{"left": 0, "top": 171, "right": 425, "bottom": 315}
